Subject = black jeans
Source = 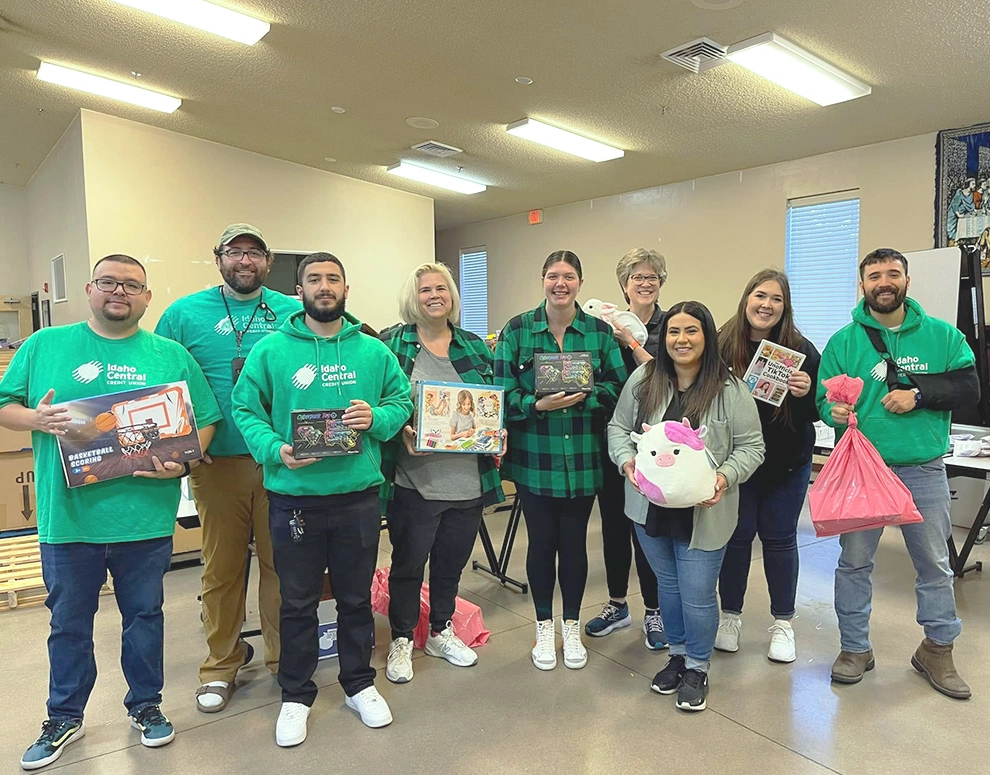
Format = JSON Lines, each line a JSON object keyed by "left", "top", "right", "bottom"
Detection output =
{"left": 516, "top": 486, "right": 596, "bottom": 621}
{"left": 269, "top": 488, "right": 380, "bottom": 704}
{"left": 386, "top": 486, "right": 484, "bottom": 641}
{"left": 718, "top": 462, "right": 812, "bottom": 619}
{"left": 597, "top": 454, "right": 660, "bottom": 609}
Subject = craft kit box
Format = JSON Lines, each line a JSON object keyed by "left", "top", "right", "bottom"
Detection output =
{"left": 55, "top": 381, "right": 203, "bottom": 488}
{"left": 414, "top": 381, "right": 504, "bottom": 454}
{"left": 291, "top": 410, "right": 362, "bottom": 458}
{"left": 534, "top": 352, "right": 594, "bottom": 395}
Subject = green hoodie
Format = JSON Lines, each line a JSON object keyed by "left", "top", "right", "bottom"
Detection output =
{"left": 816, "top": 297, "right": 975, "bottom": 466}
{"left": 231, "top": 310, "right": 413, "bottom": 496}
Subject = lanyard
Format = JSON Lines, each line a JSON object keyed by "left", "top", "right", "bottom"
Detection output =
{"left": 219, "top": 286, "right": 271, "bottom": 357}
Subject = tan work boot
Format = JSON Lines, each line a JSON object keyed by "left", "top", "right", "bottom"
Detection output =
{"left": 911, "top": 638, "right": 971, "bottom": 699}
{"left": 830, "top": 650, "right": 875, "bottom": 684}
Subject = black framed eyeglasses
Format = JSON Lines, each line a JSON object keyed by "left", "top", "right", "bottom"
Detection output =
{"left": 222, "top": 248, "right": 268, "bottom": 262}
{"left": 93, "top": 278, "right": 146, "bottom": 295}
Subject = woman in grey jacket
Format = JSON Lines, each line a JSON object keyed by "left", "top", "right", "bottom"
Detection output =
{"left": 608, "top": 301, "right": 763, "bottom": 712}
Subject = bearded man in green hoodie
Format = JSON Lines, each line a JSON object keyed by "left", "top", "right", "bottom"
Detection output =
{"left": 232, "top": 253, "right": 412, "bottom": 746}
{"left": 817, "top": 248, "right": 978, "bottom": 699}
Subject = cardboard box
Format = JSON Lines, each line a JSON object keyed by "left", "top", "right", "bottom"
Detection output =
{"left": 173, "top": 520, "right": 202, "bottom": 554}
{"left": 0, "top": 451, "right": 37, "bottom": 532}
{"left": 0, "top": 426, "right": 31, "bottom": 454}
{"left": 414, "top": 381, "right": 505, "bottom": 454}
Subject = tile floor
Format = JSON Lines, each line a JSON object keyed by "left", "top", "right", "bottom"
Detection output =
{"left": 0, "top": 501, "right": 986, "bottom": 774}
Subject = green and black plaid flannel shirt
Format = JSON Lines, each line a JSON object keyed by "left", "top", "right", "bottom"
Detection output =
{"left": 495, "top": 303, "right": 627, "bottom": 498}
{"left": 379, "top": 323, "right": 505, "bottom": 509}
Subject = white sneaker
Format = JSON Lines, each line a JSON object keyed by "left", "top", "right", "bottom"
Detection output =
{"left": 714, "top": 613, "right": 742, "bottom": 653}
{"left": 561, "top": 619, "right": 588, "bottom": 670}
{"left": 425, "top": 622, "right": 478, "bottom": 667}
{"left": 275, "top": 702, "right": 310, "bottom": 748}
{"left": 767, "top": 619, "right": 796, "bottom": 663}
{"left": 531, "top": 620, "right": 557, "bottom": 671}
{"left": 386, "top": 638, "right": 414, "bottom": 684}
{"left": 344, "top": 686, "right": 393, "bottom": 728}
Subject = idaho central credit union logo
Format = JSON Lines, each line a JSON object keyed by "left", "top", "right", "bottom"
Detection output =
{"left": 291, "top": 364, "right": 318, "bottom": 390}
{"left": 214, "top": 318, "right": 234, "bottom": 336}
{"left": 72, "top": 361, "right": 104, "bottom": 384}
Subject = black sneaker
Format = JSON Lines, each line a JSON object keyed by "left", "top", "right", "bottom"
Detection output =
{"left": 676, "top": 668, "right": 709, "bottom": 712}
{"left": 651, "top": 654, "right": 686, "bottom": 694}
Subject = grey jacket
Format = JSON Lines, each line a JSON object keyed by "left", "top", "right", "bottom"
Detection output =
{"left": 607, "top": 367, "right": 764, "bottom": 551}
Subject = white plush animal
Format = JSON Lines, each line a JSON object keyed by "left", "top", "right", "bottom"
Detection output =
{"left": 631, "top": 418, "right": 717, "bottom": 508}
{"left": 582, "top": 298, "right": 649, "bottom": 345}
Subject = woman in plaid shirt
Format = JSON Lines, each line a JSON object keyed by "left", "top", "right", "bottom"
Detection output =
{"left": 380, "top": 263, "right": 505, "bottom": 685}
{"left": 495, "top": 251, "right": 626, "bottom": 672}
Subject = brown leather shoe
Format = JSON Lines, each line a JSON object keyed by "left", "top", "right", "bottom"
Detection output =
{"left": 830, "top": 650, "right": 875, "bottom": 684}
{"left": 911, "top": 638, "right": 972, "bottom": 699}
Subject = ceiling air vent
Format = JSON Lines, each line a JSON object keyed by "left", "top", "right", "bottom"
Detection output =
{"left": 661, "top": 37, "right": 728, "bottom": 73}
{"left": 411, "top": 140, "right": 463, "bottom": 157}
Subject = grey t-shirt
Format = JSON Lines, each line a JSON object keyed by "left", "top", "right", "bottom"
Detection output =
{"left": 396, "top": 342, "right": 483, "bottom": 501}
{"left": 451, "top": 410, "right": 476, "bottom": 436}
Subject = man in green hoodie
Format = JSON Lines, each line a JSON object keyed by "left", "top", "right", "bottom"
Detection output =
{"left": 231, "top": 252, "right": 412, "bottom": 747}
{"left": 817, "top": 248, "right": 978, "bottom": 699}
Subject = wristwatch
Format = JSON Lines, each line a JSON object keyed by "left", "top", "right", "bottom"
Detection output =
{"left": 911, "top": 387, "right": 922, "bottom": 406}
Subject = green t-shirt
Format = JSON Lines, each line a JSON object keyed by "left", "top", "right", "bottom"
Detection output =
{"left": 155, "top": 286, "right": 301, "bottom": 457}
{"left": 0, "top": 323, "right": 223, "bottom": 544}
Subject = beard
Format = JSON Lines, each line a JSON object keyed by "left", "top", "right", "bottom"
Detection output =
{"left": 99, "top": 299, "right": 132, "bottom": 322}
{"left": 864, "top": 284, "right": 907, "bottom": 314}
{"left": 304, "top": 293, "right": 346, "bottom": 323}
{"left": 221, "top": 263, "right": 266, "bottom": 294}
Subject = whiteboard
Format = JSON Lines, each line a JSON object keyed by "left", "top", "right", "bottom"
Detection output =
{"left": 902, "top": 247, "right": 959, "bottom": 325}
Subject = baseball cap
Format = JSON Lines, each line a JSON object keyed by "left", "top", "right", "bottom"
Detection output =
{"left": 217, "top": 223, "right": 268, "bottom": 252}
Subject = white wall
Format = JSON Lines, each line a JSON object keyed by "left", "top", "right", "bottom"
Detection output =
{"left": 25, "top": 115, "right": 91, "bottom": 326}
{"left": 0, "top": 184, "right": 29, "bottom": 295}
{"left": 79, "top": 110, "right": 436, "bottom": 332}
{"left": 437, "top": 133, "right": 939, "bottom": 332}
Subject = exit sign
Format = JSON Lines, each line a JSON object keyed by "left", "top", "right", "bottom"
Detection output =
{"left": 528, "top": 209, "right": 543, "bottom": 225}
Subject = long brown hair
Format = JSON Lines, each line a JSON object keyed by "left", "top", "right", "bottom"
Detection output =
{"left": 718, "top": 269, "right": 804, "bottom": 426}
{"left": 635, "top": 301, "right": 731, "bottom": 429}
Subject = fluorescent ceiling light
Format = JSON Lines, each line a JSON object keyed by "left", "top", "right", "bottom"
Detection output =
{"left": 726, "top": 32, "right": 871, "bottom": 106}
{"left": 386, "top": 162, "right": 487, "bottom": 195}
{"left": 37, "top": 62, "right": 181, "bottom": 113}
{"left": 506, "top": 118, "right": 624, "bottom": 162}
{"left": 111, "top": 0, "right": 270, "bottom": 45}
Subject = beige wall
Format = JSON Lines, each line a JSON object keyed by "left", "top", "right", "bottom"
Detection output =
{"left": 0, "top": 184, "right": 29, "bottom": 296}
{"left": 25, "top": 115, "right": 91, "bottom": 326}
{"left": 436, "top": 133, "right": 940, "bottom": 332}
{"left": 79, "top": 110, "right": 435, "bottom": 331}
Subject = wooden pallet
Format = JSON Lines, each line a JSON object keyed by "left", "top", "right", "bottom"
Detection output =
{"left": 0, "top": 535, "right": 112, "bottom": 611}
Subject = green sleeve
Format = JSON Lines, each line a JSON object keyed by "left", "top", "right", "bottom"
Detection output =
{"left": 495, "top": 326, "right": 541, "bottom": 421}
{"left": 368, "top": 349, "right": 414, "bottom": 442}
{"left": 815, "top": 338, "right": 842, "bottom": 427}
{"left": 585, "top": 333, "right": 626, "bottom": 413}
{"left": 231, "top": 346, "right": 284, "bottom": 466}
{"left": 153, "top": 308, "right": 176, "bottom": 341}
{"left": 946, "top": 328, "right": 976, "bottom": 371}
{"left": 0, "top": 337, "right": 33, "bottom": 410}
{"left": 181, "top": 351, "right": 223, "bottom": 428}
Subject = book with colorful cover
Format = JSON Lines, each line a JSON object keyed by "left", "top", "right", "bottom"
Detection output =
{"left": 55, "top": 381, "right": 203, "bottom": 488}
{"left": 291, "top": 409, "right": 362, "bottom": 458}
{"left": 743, "top": 340, "right": 807, "bottom": 407}
{"left": 534, "top": 351, "right": 594, "bottom": 395}
{"left": 414, "top": 380, "right": 504, "bottom": 454}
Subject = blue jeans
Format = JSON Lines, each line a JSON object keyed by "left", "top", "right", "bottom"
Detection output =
{"left": 40, "top": 537, "right": 173, "bottom": 722}
{"left": 834, "top": 459, "right": 960, "bottom": 653}
{"left": 719, "top": 462, "right": 812, "bottom": 619}
{"left": 635, "top": 524, "right": 726, "bottom": 671}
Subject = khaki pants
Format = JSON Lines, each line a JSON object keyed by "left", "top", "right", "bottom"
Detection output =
{"left": 191, "top": 455, "right": 280, "bottom": 683}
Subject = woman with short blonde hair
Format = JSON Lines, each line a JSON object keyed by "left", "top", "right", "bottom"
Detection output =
{"left": 398, "top": 263, "right": 461, "bottom": 326}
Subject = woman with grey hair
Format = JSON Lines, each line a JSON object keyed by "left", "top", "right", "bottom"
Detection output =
{"left": 586, "top": 248, "right": 669, "bottom": 648}
{"left": 379, "top": 263, "right": 505, "bottom": 685}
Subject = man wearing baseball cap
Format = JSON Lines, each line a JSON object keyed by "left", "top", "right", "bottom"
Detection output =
{"left": 156, "top": 224, "right": 301, "bottom": 712}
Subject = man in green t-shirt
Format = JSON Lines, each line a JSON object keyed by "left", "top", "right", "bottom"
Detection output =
{"left": 155, "top": 224, "right": 300, "bottom": 713}
{"left": 0, "top": 255, "right": 222, "bottom": 771}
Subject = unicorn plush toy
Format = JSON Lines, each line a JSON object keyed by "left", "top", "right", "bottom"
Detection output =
{"left": 582, "top": 298, "right": 649, "bottom": 346}
{"left": 631, "top": 418, "right": 717, "bottom": 508}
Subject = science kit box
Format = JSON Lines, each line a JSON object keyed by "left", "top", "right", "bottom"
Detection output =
{"left": 535, "top": 352, "right": 594, "bottom": 395}
{"left": 291, "top": 409, "right": 363, "bottom": 458}
{"left": 55, "top": 381, "right": 203, "bottom": 488}
{"left": 414, "top": 381, "right": 504, "bottom": 454}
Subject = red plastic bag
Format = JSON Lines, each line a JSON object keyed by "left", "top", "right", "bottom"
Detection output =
{"left": 370, "top": 566, "right": 491, "bottom": 650}
{"left": 808, "top": 375, "right": 923, "bottom": 537}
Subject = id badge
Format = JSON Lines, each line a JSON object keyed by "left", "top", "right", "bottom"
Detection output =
{"left": 232, "top": 357, "right": 246, "bottom": 383}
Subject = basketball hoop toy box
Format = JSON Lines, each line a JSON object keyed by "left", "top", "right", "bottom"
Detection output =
{"left": 54, "top": 381, "right": 204, "bottom": 487}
